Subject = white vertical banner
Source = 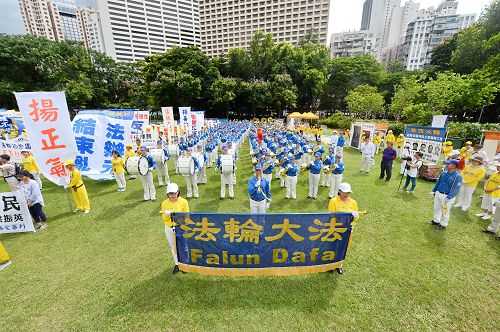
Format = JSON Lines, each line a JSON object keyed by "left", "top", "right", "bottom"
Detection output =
{"left": 192, "top": 111, "right": 205, "bottom": 133}
{"left": 0, "top": 191, "right": 35, "bottom": 233}
{"left": 14, "top": 91, "right": 78, "bottom": 186}
{"left": 178, "top": 106, "right": 192, "bottom": 134}
{"left": 161, "top": 106, "right": 175, "bottom": 127}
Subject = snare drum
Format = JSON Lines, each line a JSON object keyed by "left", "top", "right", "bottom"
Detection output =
{"left": 150, "top": 149, "right": 165, "bottom": 164}
{"left": 167, "top": 144, "right": 180, "bottom": 157}
{"left": 177, "top": 156, "right": 195, "bottom": 176}
{"left": 125, "top": 156, "right": 149, "bottom": 176}
{"left": 220, "top": 155, "right": 234, "bottom": 174}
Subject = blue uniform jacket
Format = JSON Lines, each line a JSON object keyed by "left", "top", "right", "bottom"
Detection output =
{"left": 432, "top": 171, "right": 462, "bottom": 199}
{"left": 332, "top": 161, "right": 345, "bottom": 174}
{"left": 310, "top": 159, "right": 323, "bottom": 174}
{"left": 287, "top": 163, "right": 299, "bottom": 176}
{"left": 248, "top": 176, "right": 271, "bottom": 201}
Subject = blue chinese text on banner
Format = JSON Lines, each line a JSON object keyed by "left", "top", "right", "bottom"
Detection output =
{"left": 172, "top": 212, "right": 353, "bottom": 276}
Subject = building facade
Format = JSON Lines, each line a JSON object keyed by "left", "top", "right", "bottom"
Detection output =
{"left": 199, "top": 0, "right": 330, "bottom": 58}
{"left": 18, "top": 0, "right": 64, "bottom": 41}
{"left": 330, "top": 30, "right": 378, "bottom": 58}
{"left": 99, "top": 0, "right": 200, "bottom": 62}
{"left": 57, "top": 1, "right": 81, "bottom": 41}
{"left": 77, "top": 7, "right": 105, "bottom": 53}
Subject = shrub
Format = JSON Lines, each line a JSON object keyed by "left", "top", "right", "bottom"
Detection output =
{"left": 447, "top": 122, "right": 500, "bottom": 143}
{"left": 320, "top": 112, "right": 355, "bottom": 130}
{"left": 388, "top": 123, "right": 405, "bottom": 136}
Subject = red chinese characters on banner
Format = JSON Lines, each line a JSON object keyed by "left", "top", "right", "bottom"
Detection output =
{"left": 41, "top": 128, "right": 66, "bottom": 151}
{"left": 28, "top": 98, "right": 59, "bottom": 122}
{"left": 45, "top": 157, "right": 67, "bottom": 177}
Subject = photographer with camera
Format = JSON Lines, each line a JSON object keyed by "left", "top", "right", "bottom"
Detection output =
{"left": 402, "top": 152, "right": 423, "bottom": 193}
{"left": 400, "top": 142, "right": 412, "bottom": 175}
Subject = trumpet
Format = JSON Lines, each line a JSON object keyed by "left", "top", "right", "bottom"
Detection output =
{"left": 251, "top": 157, "right": 258, "bottom": 165}
{"left": 279, "top": 167, "right": 288, "bottom": 178}
{"left": 307, "top": 149, "right": 313, "bottom": 155}
{"left": 274, "top": 160, "right": 280, "bottom": 166}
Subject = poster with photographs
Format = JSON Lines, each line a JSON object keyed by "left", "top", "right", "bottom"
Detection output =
{"left": 404, "top": 126, "right": 446, "bottom": 164}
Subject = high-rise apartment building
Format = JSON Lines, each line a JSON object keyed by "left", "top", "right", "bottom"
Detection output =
{"left": 77, "top": 7, "right": 105, "bottom": 53}
{"left": 99, "top": 0, "right": 200, "bottom": 62}
{"left": 402, "top": 1, "right": 475, "bottom": 70}
{"left": 18, "top": 0, "right": 64, "bottom": 41}
{"left": 199, "top": 0, "right": 330, "bottom": 58}
{"left": 57, "top": 1, "right": 81, "bottom": 41}
{"left": 330, "top": 30, "right": 378, "bottom": 58}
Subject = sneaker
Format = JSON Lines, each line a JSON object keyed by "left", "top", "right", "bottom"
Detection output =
{"left": 438, "top": 225, "right": 447, "bottom": 230}
{"left": 461, "top": 208, "right": 468, "bottom": 212}
{"left": 230, "top": 197, "right": 234, "bottom": 200}
{"left": 39, "top": 224, "right": 47, "bottom": 230}
{"left": 220, "top": 197, "right": 224, "bottom": 200}
{"left": 428, "top": 220, "right": 439, "bottom": 225}
{"left": 73, "top": 209, "right": 80, "bottom": 213}
{"left": 482, "top": 229, "right": 495, "bottom": 234}
{"left": 122, "top": 188, "right": 126, "bottom": 191}
{"left": 408, "top": 191, "right": 414, "bottom": 194}
{"left": 453, "top": 204, "right": 461, "bottom": 208}
{"left": 151, "top": 198, "right": 157, "bottom": 202}
{"left": 475, "top": 212, "right": 486, "bottom": 217}
{"left": 84, "top": 210, "right": 90, "bottom": 214}
{"left": 116, "top": 189, "right": 122, "bottom": 192}
{"left": 0, "top": 260, "right": 12, "bottom": 270}
{"left": 481, "top": 214, "right": 492, "bottom": 220}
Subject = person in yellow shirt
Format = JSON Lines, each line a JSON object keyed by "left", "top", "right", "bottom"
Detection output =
{"left": 0, "top": 241, "right": 12, "bottom": 270}
{"left": 124, "top": 143, "right": 136, "bottom": 180}
{"left": 328, "top": 182, "right": 360, "bottom": 275}
{"left": 373, "top": 132, "right": 382, "bottom": 154}
{"left": 160, "top": 183, "right": 189, "bottom": 274}
{"left": 442, "top": 141, "right": 453, "bottom": 159}
{"left": 453, "top": 157, "right": 487, "bottom": 211}
{"left": 460, "top": 141, "right": 473, "bottom": 160}
{"left": 395, "top": 134, "right": 405, "bottom": 158}
{"left": 385, "top": 130, "right": 395, "bottom": 148}
{"left": 476, "top": 162, "right": 500, "bottom": 220}
{"left": 135, "top": 138, "right": 142, "bottom": 156}
{"left": 112, "top": 151, "right": 126, "bottom": 192}
{"left": 63, "top": 159, "right": 91, "bottom": 213}
{"left": 21, "top": 150, "right": 43, "bottom": 189}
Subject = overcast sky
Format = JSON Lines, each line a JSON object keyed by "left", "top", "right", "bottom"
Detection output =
{"left": 0, "top": 0, "right": 494, "bottom": 41}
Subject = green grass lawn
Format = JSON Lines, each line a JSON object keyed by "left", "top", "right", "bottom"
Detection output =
{"left": 1, "top": 141, "right": 499, "bottom": 331}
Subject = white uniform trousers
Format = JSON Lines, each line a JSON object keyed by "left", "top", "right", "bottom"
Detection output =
{"left": 140, "top": 172, "right": 156, "bottom": 200}
{"left": 375, "top": 144, "right": 380, "bottom": 155}
{"left": 220, "top": 173, "right": 234, "bottom": 198}
{"left": 280, "top": 168, "right": 286, "bottom": 187}
{"left": 172, "top": 156, "right": 179, "bottom": 173}
{"left": 185, "top": 173, "right": 199, "bottom": 198}
{"left": 329, "top": 173, "right": 343, "bottom": 198}
{"left": 250, "top": 198, "right": 267, "bottom": 214}
{"left": 207, "top": 152, "right": 214, "bottom": 167}
{"left": 263, "top": 173, "right": 272, "bottom": 184}
{"left": 455, "top": 185, "right": 476, "bottom": 210}
{"left": 433, "top": 192, "right": 455, "bottom": 227}
{"left": 360, "top": 155, "right": 372, "bottom": 172}
{"left": 335, "top": 146, "right": 343, "bottom": 156}
{"left": 197, "top": 166, "right": 207, "bottom": 184}
{"left": 157, "top": 162, "right": 170, "bottom": 186}
{"left": 481, "top": 195, "right": 500, "bottom": 213}
{"left": 164, "top": 226, "right": 179, "bottom": 265}
{"left": 275, "top": 165, "right": 281, "bottom": 179}
{"left": 320, "top": 171, "right": 330, "bottom": 187}
{"left": 114, "top": 172, "right": 126, "bottom": 189}
{"left": 486, "top": 202, "right": 500, "bottom": 233}
{"left": 285, "top": 175, "right": 297, "bottom": 199}
{"left": 31, "top": 171, "right": 43, "bottom": 189}
{"left": 308, "top": 173, "right": 320, "bottom": 198}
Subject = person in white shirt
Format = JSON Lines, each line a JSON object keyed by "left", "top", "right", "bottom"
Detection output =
{"left": 359, "top": 136, "right": 375, "bottom": 173}
{"left": 330, "top": 130, "right": 339, "bottom": 148}
{"left": 402, "top": 152, "right": 423, "bottom": 193}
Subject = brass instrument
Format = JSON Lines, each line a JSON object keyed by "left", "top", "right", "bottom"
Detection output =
{"left": 307, "top": 149, "right": 313, "bottom": 155}
{"left": 274, "top": 160, "right": 280, "bottom": 166}
{"left": 322, "top": 165, "right": 332, "bottom": 174}
{"left": 251, "top": 157, "right": 258, "bottom": 165}
{"left": 300, "top": 163, "right": 308, "bottom": 171}
{"left": 263, "top": 160, "right": 272, "bottom": 172}
{"left": 269, "top": 152, "right": 276, "bottom": 157}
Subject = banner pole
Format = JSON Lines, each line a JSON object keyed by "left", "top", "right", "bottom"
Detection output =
{"left": 65, "top": 188, "right": 73, "bottom": 212}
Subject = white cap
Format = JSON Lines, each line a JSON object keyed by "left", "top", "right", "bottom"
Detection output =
{"left": 166, "top": 183, "right": 179, "bottom": 193}
{"left": 451, "top": 149, "right": 460, "bottom": 156}
{"left": 338, "top": 182, "right": 352, "bottom": 193}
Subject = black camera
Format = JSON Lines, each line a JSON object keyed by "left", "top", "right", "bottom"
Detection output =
{"left": 402, "top": 156, "right": 412, "bottom": 162}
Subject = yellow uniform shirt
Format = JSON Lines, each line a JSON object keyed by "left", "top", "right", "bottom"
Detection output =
{"left": 112, "top": 157, "right": 125, "bottom": 174}
{"left": 125, "top": 149, "right": 135, "bottom": 160}
{"left": 484, "top": 172, "right": 500, "bottom": 198}
{"left": 373, "top": 135, "right": 381, "bottom": 145}
{"left": 161, "top": 197, "right": 190, "bottom": 227}
{"left": 68, "top": 168, "right": 84, "bottom": 188}
{"left": 386, "top": 133, "right": 395, "bottom": 143}
{"left": 395, "top": 136, "right": 405, "bottom": 148}
{"left": 0, "top": 241, "right": 10, "bottom": 263}
{"left": 328, "top": 196, "right": 359, "bottom": 225}
{"left": 461, "top": 165, "right": 486, "bottom": 188}
{"left": 443, "top": 145, "right": 453, "bottom": 157}
{"left": 460, "top": 146, "right": 472, "bottom": 160}
{"left": 22, "top": 156, "right": 40, "bottom": 172}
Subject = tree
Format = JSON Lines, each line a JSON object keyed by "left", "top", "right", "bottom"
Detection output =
{"left": 389, "top": 76, "right": 424, "bottom": 120}
{"left": 345, "top": 85, "right": 384, "bottom": 118}
{"left": 248, "top": 31, "right": 275, "bottom": 80}
{"left": 209, "top": 77, "right": 238, "bottom": 116}
{"left": 148, "top": 69, "right": 201, "bottom": 109}
{"left": 269, "top": 74, "right": 297, "bottom": 114}
{"left": 226, "top": 48, "right": 252, "bottom": 80}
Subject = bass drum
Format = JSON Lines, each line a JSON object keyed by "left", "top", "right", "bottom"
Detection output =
{"left": 167, "top": 144, "right": 180, "bottom": 157}
{"left": 150, "top": 148, "right": 165, "bottom": 164}
{"left": 177, "top": 156, "right": 194, "bottom": 176}
{"left": 125, "top": 156, "right": 149, "bottom": 176}
{"left": 220, "top": 155, "right": 234, "bottom": 174}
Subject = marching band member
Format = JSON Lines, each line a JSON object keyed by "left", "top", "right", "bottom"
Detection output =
{"left": 308, "top": 152, "right": 323, "bottom": 199}
{"left": 160, "top": 183, "right": 189, "bottom": 274}
{"left": 359, "top": 136, "right": 375, "bottom": 173}
{"left": 261, "top": 153, "right": 275, "bottom": 184}
{"left": 21, "top": 150, "right": 42, "bottom": 189}
{"left": 196, "top": 145, "right": 208, "bottom": 184}
{"left": 111, "top": 151, "right": 126, "bottom": 192}
{"left": 227, "top": 141, "right": 238, "bottom": 185}
{"left": 248, "top": 164, "right": 271, "bottom": 213}
{"left": 0, "top": 154, "right": 20, "bottom": 192}
{"left": 285, "top": 156, "right": 299, "bottom": 199}
{"left": 313, "top": 139, "right": 325, "bottom": 155}
{"left": 156, "top": 140, "right": 171, "bottom": 187}
{"left": 171, "top": 137, "right": 180, "bottom": 173}
{"left": 330, "top": 130, "right": 339, "bottom": 149}
{"left": 216, "top": 145, "right": 234, "bottom": 200}
{"left": 329, "top": 154, "right": 345, "bottom": 199}
{"left": 279, "top": 155, "right": 291, "bottom": 188}
{"left": 124, "top": 143, "right": 137, "bottom": 179}
{"left": 139, "top": 146, "right": 157, "bottom": 201}
{"left": 205, "top": 141, "right": 215, "bottom": 168}
{"left": 179, "top": 136, "right": 188, "bottom": 155}
{"left": 321, "top": 147, "right": 335, "bottom": 187}
{"left": 337, "top": 132, "right": 346, "bottom": 155}
{"left": 275, "top": 146, "right": 286, "bottom": 179}
{"left": 182, "top": 148, "right": 200, "bottom": 199}
{"left": 63, "top": 159, "right": 91, "bottom": 213}
{"left": 328, "top": 182, "right": 360, "bottom": 274}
